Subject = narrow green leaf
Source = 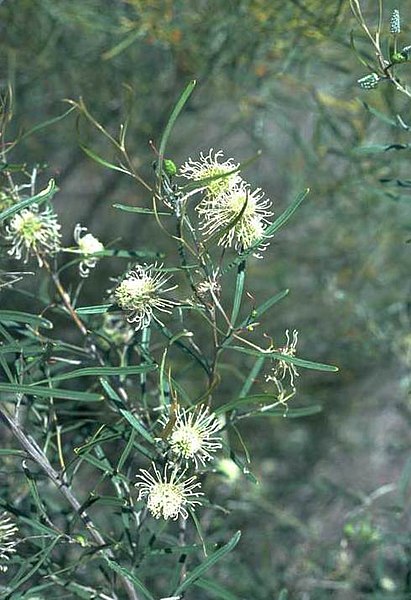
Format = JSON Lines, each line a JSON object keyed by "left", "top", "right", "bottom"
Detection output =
{"left": 215, "top": 393, "right": 280, "bottom": 415}
{"left": 76, "top": 303, "right": 113, "bottom": 315}
{"left": 195, "top": 577, "right": 243, "bottom": 600}
{"left": 247, "top": 404, "right": 323, "bottom": 418}
{"left": 157, "top": 80, "right": 196, "bottom": 182}
{"left": 0, "top": 382, "right": 103, "bottom": 401}
{"left": 173, "top": 531, "right": 241, "bottom": 595}
{"left": 238, "top": 289, "right": 289, "bottom": 329}
{"left": 113, "top": 203, "right": 171, "bottom": 217}
{"left": 353, "top": 143, "right": 410, "bottom": 154}
{"left": 362, "top": 102, "right": 398, "bottom": 126}
{"left": 100, "top": 378, "right": 156, "bottom": 444}
{"left": 103, "top": 556, "right": 155, "bottom": 600}
{"left": 80, "top": 143, "right": 130, "bottom": 175}
{"left": 230, "top": 261, "right": 246, "bottom": 326}
{"left": 0, "top": 179, "right": 57, "bottom": 223}
{"left": 40, "top": 364, "right": 157, "bottom": 384}
{"left": 229, "top": 346, "right": 338, "bottom": 372}
{"left": 0, "top": 310, "right": 53, "bottom": 329}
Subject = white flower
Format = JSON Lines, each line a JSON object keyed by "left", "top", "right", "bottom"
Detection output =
{"left": 113, "top": 263, "right": 178, "bottom": 330}
{"left": 164, "top": 404, "right": 222, "bottom": 468}
{"left": 0, "top": 512, "right": 18, "bottom": 572}
{"left": 179, "top": 149, "right": 241, "bottom": 199}
{"left": 135, "top": 463, "right": 203, "bottom": 520}
{"left": 74, "top": 224, "right": 104, "bottom": 278}
{"left": 5, "top": 205, "right": 61, "bottom": 266}
{"left": 197, "top": 181, "right": 273, "bottom": 255}
{"left": 266, "top": 329, "right": 299, "bottom": 389}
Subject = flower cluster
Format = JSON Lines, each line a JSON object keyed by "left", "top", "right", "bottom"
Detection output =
{"left": 135, "top": 405, "right": 222, "bottom": 520}
{"left": 390, "top": 9, "right": 401, "bottom": 35}
{"left": 0, "top": 512, "right": 18, "bottom": 572}
{"left": 5, "top": 205, "right": 61, "bottom": 266}
{"left": 179, "top": 149, "right": 273, "bottom": 256}
{"left": 73, "top": 223, "right": 104, "bottom": 278}
{"left": 113, "top": 263, "right": 178, "bottom": 330}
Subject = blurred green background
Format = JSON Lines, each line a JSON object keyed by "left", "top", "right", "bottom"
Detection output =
{"left": 1, "top": 0, "right": 411, "bottom": 597}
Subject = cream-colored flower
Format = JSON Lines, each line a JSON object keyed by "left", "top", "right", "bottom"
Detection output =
{"left": 266, "top": 329, "right": 299, "bottom": 389}
{"left": 165, "top": 405, "right": 222, "bottom": 468}
{"left": 197, "top": 181, "right": 272, "bottom": 255}
{"left": 113, "top": 263, "right": 178, "bottom": 330}
{"left": 0, "top": 512, "right": 18, "bottom": 572}
{"left": 5, "top": 205, "right": 61, "bottom": 266}
{"left": 179, "top": 149, "right": 241, "bottom": 199}
{"left": 135, "top": 463, "right": 203, "bottom": 520}
{"left": 74, "top": 224, "right": 104, "bottom": 278}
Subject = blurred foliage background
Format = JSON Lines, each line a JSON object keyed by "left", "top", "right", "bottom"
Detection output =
{"left": 1, "top": 0, "right": 411, "bottom": 597}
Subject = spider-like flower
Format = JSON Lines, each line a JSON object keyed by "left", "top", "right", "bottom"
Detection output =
{"left": 196, "top": 269, "right": 222, "bottom": 300}
{"left": 179, "top": 149, "right": 241, "bottom": 199}
{"left": 5, "top": 205, "right": 61, "bottom": 266}
{"left": 197, "top": 181, "right": 273, "bottom": 255}
{"left": 113, "top": 263, "right": 178, "bottom": 330}
{"left": 135, "top": 463, "right": 203, "bottom": 520}
{"left": 266, "top": 329, "right": 299, "bottom": 389}
{"left": 73, "top": 224, "right": 104, "bottom": 278}
{"left": 164, "top": 405, "right": 222, "bottom": 468}
{"left": 0, "top": 512, "right": 18, "bottom": 572}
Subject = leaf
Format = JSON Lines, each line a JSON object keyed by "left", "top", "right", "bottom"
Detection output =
{"left": 228, "top": 346, "right": 338, "bottom": 372}
{"left": 157, "top": 80, "right": 197, "bottom": 183}
{"left": 194, "top": 577, "right": 243, "bottom": 600}
{"left": 0, "top": 310, "right": 53, "bottom": 329}
{"left": 353, "top": 143, "right": 410, "bottom": 154}
{"left": 100, "top": 378, "right": 156, "bottom": 444}
{"left": 79, "top": 143, "right": 130, "bottom": 175}
{"left": 76, "top": 303, "right": 113, "bottom": 315}
{"left": 238, "top": 289, "right": 289, "bottom": 329}
{"left": 247, "top": 404, "right": 323, "bottom": 418}
{"left": 103, "top": 556, "right": 155, "bottom": 600}
{"left": 173, "top": 531, "right": 241, "bottom": 596}
{"left": 0, "top": 179, "right": 57, "bottom": 223}
{"left": 0, "top": 382, "right": 103, "bottom": 402}
{"left": 113, "top": 203, "right": 172, "bottom": 217}
{"left": 230, "top": 261, "right": 246, "bottom": 326}
{"left": 39, "top": 364, "right": 157, "bottom": 384}
{"left": 362, "top": 102, "right": 398, "bottom": 126}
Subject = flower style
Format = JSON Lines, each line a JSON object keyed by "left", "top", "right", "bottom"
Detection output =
{"left": 0, "top": 512, "right": 18, "bottom": 572}
{"left": 179, "top": 149, "right": 241, "bottom": 199}
{"left": 135, "top": 463, "right": 203, "bottom": 520}
{"left": 73, "top": 224, "right": 104, "bottom": 278}
{"left": 197, "top": 181, "right": 273, "bottom": 254}
{"left": 266, "top": 329, "right": 299, "bottom": 389}
{"left": 5, "top": 205, "right": 61, "bottom": 266}
{"left": 113, "top": 263, "right": 178, "bottom": 330}
{"left": 165, "top": 404, "right": 222, "bottom": 468}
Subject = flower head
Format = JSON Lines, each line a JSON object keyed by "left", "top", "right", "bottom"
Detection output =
{"left": 197, "top": 181, "right": 273, "bottom": 255}
{"left": 179, "top": 149, "right": 241, "bottom": 199}
{"left": 113, "top": 263, "right": 178, "bottom": 330}
{"left": 0, "top": 512, "right": 18, "bottom": 572}
{"left": 74, "top": 224, "right": 104, "bottom": 278}
{"left": 164, "top": 405, "right": 222, "bottom": 468}
{"left": 5, "top": 205, "right": 61, "bottom": 266}
{"left": 135, "top": 463, "right": 203, "bottom": 520}
{"left": 357, "top": 73, "right": 380, "bottom": 90}
{"left": 390, "top": 9, "right": 401, "bottom": 34}
{"left": 266, "top": 329, "right": 299, "bottom": 389}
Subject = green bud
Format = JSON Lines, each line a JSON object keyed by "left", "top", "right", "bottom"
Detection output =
{"left": 392, "top": 52, "right": 407, "bottom": 64}
{"left": 164, "top": 159, "right": 177, "bottom": 177}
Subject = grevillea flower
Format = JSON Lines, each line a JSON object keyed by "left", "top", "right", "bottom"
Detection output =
{"left": 113, "top": 263, "right": 178, "bottom": 330}
{"left": 0, "top": 512, "right": 18, "bottom": 572}
{"left": 179, "top": 149, "right": 241, "bottom": 199}
{"left": 197, "top": 181, "right": 273, "bottom": 255}
{"left": 5, "top": 205, "right": 61, "bottom": 266}
{"left": 73, "top": 224, "right": 104, "bottom": 278}
{"left": 164, "top": 405, "right": 222, "bottom": 468}
{"left": 135, "top": 463, "right": 203, "bottom": 520}
{"left": 266, "top": 329, "right": 299, "bottom": 389}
